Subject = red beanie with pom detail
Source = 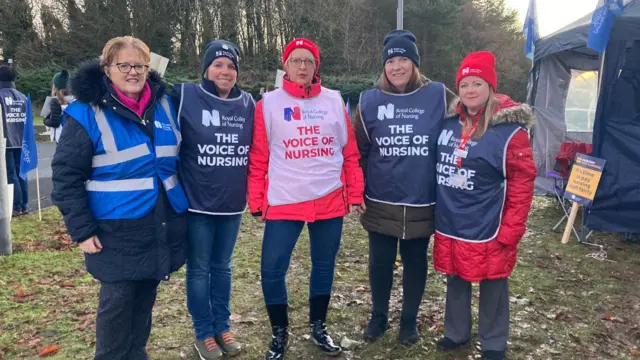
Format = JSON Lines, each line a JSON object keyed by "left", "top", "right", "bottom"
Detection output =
{"left": 282, "top": 38, "right": 320, "bottom": 74}
{"left": 456, "top": 51, "right": 497, "bottom": 91}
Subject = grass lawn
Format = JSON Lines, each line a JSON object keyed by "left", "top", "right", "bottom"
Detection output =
{"left": 1, "top": 198, "right": 639, "bottom": 359}
{"left": 34, "top": 115, "right": 44, "bottom": 127}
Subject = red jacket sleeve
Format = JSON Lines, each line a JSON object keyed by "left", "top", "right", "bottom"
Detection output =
{"left": 247, "top": 100, "right": 269, "bottom": 214}
{"left": 342, "top": 108, "right": 365, "bottom": 205}
{"left": 497, "top": 129, "right": 536, "bottom": 247}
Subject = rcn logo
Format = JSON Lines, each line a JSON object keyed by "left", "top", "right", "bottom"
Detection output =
{"left": 377, "top": 103, "right": 394, "bottom": 121}
{"left": 438, "top": 129, "right": 454, "bottom": 146}
{"left": 154, "top": 121, "right": 172, "bottom": 131}
{"left": 202, "top": 109, "right": 221, "bottom": 127}
{"left": 461, "top": 67, "right": 481, "bottom": 75}
{"left": 4, "top": 97, "right": 13, "bottom": 106}
{"left": 284, "top": 106, "right": 301, "bottom": 121}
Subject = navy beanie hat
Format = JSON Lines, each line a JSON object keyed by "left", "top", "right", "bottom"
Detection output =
{"left": 382, "top": 30, "right": 420, "bottom": 68}
{"left": 202, "top": 40, "right": 241, "bottom": 77}
{"left": 0, "top": 65, "right": 17, "bottom": 82}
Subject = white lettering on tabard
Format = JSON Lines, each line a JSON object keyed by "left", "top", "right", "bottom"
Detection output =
{"left": 435, "top": 143, "right": 476, "bottom": 191}
{"left": 375, "top": 124, "right": 429, "bottom": 157}
{"left": 202, "top": 109, "right": 246, "bottom": 129}
{"left": 196, "top": 133, "right": 248, "bottom": 167}
{"left": 377, "top": 104, "right": 426, "bottom": 121}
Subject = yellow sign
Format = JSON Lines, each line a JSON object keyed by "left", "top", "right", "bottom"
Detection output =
{"left": 563, "top": 153, "right": 605, "bottom": 206}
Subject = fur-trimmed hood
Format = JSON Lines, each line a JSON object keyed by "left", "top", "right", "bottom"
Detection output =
{"left": 446, "top": 93, "right": 535, "bottom": 129}
{"left": 70, "top": 58, "right": 166, "bottom": 106}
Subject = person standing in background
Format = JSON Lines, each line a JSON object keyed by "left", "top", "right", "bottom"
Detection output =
{"left": 44, "top": 69, "right": 74, "bottom": 143}
{"left": 0, "top": 65, "right": 29, "bottom": 216}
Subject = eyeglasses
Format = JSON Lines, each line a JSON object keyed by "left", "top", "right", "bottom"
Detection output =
{"left": 289, "top": 58, "right": 316, "bottom": 68}
{"left": 110, "top": 63, "right": 150, "bottom": 74}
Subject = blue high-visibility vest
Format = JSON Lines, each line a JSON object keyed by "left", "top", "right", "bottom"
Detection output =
{"left": 65, "top": 96, "right": 189, "bottom": 219}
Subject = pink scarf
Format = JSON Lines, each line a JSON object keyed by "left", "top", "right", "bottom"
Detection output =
{"left": 110, "top": 82, "right": 152, "bottom": 118}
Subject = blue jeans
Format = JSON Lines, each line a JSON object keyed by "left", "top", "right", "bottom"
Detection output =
{"left": 186, "top": 213, "right": 242, "bottom": 340}
{"left": 261, "top": 217, "right": 344, "bottom": 305}
{"left": 6, "top": 148, "right": 28, "bottom": 212}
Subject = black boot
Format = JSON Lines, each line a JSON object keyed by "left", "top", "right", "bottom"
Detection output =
{"left": 437, "top": 337, "right": 469, "bottom": 351}
{"left": 266, "top": 304, "right": 288, "bottom": 360}
{"left": 483, "top": 350, "right": 505, "bottom": 360}
{"left": 399, "top": 316, "right": 418, "bottom": 345}
{"left": 363, "top": 311, "right": 389, "bottom": 342}
{"left": 309, "top": 295, "right": 342, "bottom": 356}
{"left": 310, "top": 320, "right": 342, "bottom": 356}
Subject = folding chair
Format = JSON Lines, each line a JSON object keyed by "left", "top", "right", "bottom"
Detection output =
{"left": 545, "top": 141, "right": 594, "bottom": 242}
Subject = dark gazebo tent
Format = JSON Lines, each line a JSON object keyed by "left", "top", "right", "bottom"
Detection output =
{"left": 528, "top": 0, "right": 640, "bottom": 235}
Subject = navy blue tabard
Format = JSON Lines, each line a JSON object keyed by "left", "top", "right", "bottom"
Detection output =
{"left": 359, "top": 82, "right": 445, "bottom": 206}
{"left": 178, "top": 83, "right": 255, "bottom": 214}
{"left": 435, "top": 116, "right": 523, "bottom": 241}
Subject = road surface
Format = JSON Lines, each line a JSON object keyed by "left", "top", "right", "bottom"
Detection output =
{"left": 25, "top": 142, "right": 56, "bottom": 212}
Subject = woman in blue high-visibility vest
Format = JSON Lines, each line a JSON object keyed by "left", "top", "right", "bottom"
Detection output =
{"left": 51, "top": 36, "right": 188, "bottom": 360}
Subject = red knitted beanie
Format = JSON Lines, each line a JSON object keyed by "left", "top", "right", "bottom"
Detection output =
{"left": 282, "top": 38, "right": 320, "bottom": 74}
{"left": 456, "top": 51, "right": 497, "bottom": 91}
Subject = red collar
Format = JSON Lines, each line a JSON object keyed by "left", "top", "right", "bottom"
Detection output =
{"left": 282, "top": 75, "right": 322, "bottom": 99}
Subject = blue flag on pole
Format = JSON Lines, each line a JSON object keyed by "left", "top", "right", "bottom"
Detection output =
{"left": 346, "top": 99, "right": 352, "bottom": 119}
{"left": 523, "top": 0, "right": 539, "bottom": 60}
{"left": 19, "top": 94, "right": 38, "bottom": 180}
{"left": 587, "top": 0, "right": 624, "bottom": 53}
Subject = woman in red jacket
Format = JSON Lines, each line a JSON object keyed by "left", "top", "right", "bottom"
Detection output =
{"left": 433, "top": 51, "right": 536, "bottom": 360}
{"left": 247, "top": 38, "right": 364, "bottom": 360}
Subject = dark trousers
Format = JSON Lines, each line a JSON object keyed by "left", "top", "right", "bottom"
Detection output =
{"left": 261, "top": 217, "right": 343, "bottom": 305}
{"left": 368, "top": 231, "right": 429, "bottom": 323}
{"left": 444, "top": 276, "right": 510, "bottom": 351}
{"left": 94, "top": 280, "right": 160, "bottom": 360}
{"left": 5, "top": 148, "right": 28, "bottom": 212}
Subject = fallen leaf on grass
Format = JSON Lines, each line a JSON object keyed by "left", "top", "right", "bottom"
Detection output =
{"left": 39, "top": 345, "right": 59, "bottom": 357}
{"left": 12, "top": 288, "right": 35, "bottom": 303}
{"left": 61, "top": 281, "right": 75, "bottom": 288}
{"left": 601, "top": 312, "right": 625, "bottom": 323}
{"left": 340, "top": 336, "right": 361, "bottom": 350}
{"left": 547, "top": 311, "right": 562, "bottom": 320}
{"left": 631, "top": 347, "right": 638, "bottom": 357}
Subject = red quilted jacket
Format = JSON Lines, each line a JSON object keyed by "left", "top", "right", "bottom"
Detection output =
{"left": 433, "top": 94, "right": 537, "bottom": 282}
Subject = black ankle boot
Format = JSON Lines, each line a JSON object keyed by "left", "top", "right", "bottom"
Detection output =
{"left": 483, "top": 350, "right": 505, "bottom": 360}
{"left": 265, "top": 304, "right": 289, "bottom": 360}
{"left": 310, "top": 320, "right": 342, "bottom": 356}
{"left": 399, "top": 317, "right": 418, "bottom": 345}
{"left": 266, "top": 326, "right": 288, "bottom": 360}
{"left": 309, "top": 295, "right": 342, "bottom": 356}
{"left": 363, "top": 312, "right": 389, "bottom": 342}
{"left": 437, "top": 337, "right": 469, "bottom": 351}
